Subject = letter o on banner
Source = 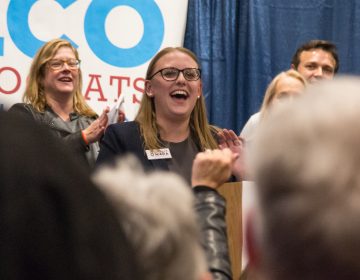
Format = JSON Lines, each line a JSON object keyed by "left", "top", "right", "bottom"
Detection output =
{"left": 85, "top": 0, "right": 164, "bottom": 67}
{"left": 0, "top": 67, "right": 21, "bottom": 94}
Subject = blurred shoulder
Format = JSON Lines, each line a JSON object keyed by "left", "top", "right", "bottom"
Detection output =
{"left": 8, "top": 102, "right": 33, "bottom": 112}
{"left": 8, "top": 103, "right": 38, "bottom": 120}
{"left": 240, "top": 112, "right": 261, "bottom": 139}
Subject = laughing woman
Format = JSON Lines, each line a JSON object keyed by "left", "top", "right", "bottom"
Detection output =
{"left": 96, "top": 46, "right": 242, "bottom": 280}
{"left": 96, "top": 47, "right": 223, "bottom": 185}
{"left": 9, "top": 39, "right": 109, "bottom": 170}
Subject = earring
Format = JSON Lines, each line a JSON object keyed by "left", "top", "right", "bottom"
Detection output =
{"left": 197, "top": 96, "right": 200, "bottom": 99}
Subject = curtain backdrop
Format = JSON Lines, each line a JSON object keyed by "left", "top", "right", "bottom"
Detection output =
{"left": 184, "top": 0, "right": 360, "bottom": 133}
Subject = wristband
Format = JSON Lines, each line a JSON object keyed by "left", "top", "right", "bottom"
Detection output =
{"left": 81, "top": 130, "right": 89, "bottom": 145}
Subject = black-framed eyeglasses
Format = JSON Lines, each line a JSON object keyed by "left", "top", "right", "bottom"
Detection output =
{"left": 47, "top": 59, "right": 81, "bottom": 71}
{"left": 148, "top": 67, "right": 201, "bottom": 81}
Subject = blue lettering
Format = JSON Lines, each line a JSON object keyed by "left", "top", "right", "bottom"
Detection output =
{"left": 7, "top": 0, "right": 77, "bottom": 58}
{"left": 57, "top": 0, "right": 76, "bottom": 8}
{"left": 0, "top": 37, "right": 3, "bottom": 56}
{"left": 84, "top": 0, "right": 164, "bottom": 67}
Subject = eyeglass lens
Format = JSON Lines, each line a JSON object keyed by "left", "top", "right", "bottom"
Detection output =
{"left": 161, "top": 68, "right": 200, "bottom": 81}
{"left": 48, "top": 59, "right": 80, "bottom": 70}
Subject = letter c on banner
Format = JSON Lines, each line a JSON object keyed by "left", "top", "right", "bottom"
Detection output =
{"left": 7, "top": 0, "right": 76, "bottom": 57}
{"left": 84, "top": 0, "right": 164, "bottom": 67}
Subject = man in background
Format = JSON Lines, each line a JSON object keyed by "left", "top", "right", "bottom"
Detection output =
{"left": 291, "top": 39, "right": 339, "bottom": 83}
{"left": 240, "top": 39, "right": 338, "bottom": 138}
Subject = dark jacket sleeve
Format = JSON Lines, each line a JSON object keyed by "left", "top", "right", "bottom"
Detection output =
{"left": 194, "top": 186, "right": 232, "bottom": 280}
{"left": 96, "top": 123, "right": 127, "bottom": 165}
{"left": 60, "top": 131, "right": 91, "bottom": 156}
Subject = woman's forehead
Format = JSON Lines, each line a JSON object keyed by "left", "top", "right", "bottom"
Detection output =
{"left": 155, "top": 50, "right": 198, "bottom": 68}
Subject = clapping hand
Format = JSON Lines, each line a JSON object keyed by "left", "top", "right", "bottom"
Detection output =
{"left": 217, "top": 129, "right": 246, "bottom": 181}
{"left": 83, "top": 107, "right": 110, "bottom": 144}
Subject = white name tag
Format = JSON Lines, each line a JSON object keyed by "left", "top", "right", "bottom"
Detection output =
{"left": 146, "top": 148, "right": 172, "bottom": 160}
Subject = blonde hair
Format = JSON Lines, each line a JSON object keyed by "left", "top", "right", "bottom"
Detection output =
{"left": 135, "top": 47, "right": 218, "bottom": 150}
{"left": 23, "top": 38, "right": 97, "bottom": 117}
{"left": 259, "top": 69, "right": 307, "bottom": 117}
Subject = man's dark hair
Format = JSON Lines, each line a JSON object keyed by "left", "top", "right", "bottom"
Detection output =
{"left": 291, "top": 40, "right": 339, "bottom": 73}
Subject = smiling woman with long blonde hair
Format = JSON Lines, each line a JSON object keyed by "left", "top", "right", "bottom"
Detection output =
{"left": 97, "top": 47, "right": 220, "bottom": 184}
{"left": 9, "top": 38, "right": 109, "bottom": 170}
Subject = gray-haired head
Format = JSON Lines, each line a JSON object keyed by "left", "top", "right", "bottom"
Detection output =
{"left": 93, "top": 156, "right": 208, "bottom": 280}
{"left": 249, "top": 76, "right": 360, "bottom": 280}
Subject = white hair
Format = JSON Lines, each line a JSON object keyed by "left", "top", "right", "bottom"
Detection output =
{"left": 250, "top": 76, "right": 360, "bottom": 279}
{"left": 93, "top": 156, "right": 208, "bottom": 280}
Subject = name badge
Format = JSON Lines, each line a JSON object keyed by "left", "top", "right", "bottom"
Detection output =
{"left": 146, "top": 148, "right": 172, "bottom": 160}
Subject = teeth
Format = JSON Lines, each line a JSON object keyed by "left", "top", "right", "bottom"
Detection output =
{"left": 59, "top": 78, "right": 72, "bottom": 82}
{"left": 171, "top": 91, "right": 187, "bottom": 97}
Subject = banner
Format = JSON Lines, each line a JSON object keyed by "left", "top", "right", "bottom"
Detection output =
{"left": 0, "top": 0, "right": 188, "bottom": 119}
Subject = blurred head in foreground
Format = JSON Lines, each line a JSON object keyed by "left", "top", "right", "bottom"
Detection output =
{"left": 248, "top": 77, "right": 360, "bottom": 280}
{"left": 0, "top": 112, "right": 140, "bottom": 279}
{"left": 93, "top": 156, "right": 210, "bottom": 280}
